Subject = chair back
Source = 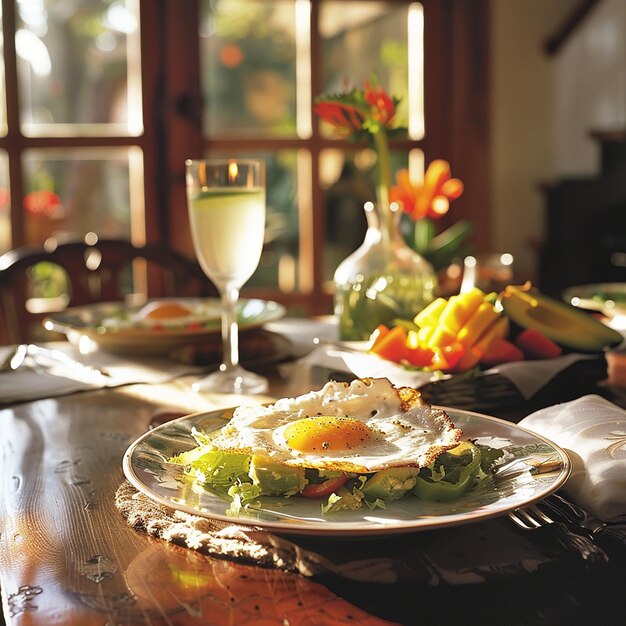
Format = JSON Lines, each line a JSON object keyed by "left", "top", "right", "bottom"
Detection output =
{"left": 0, "top": 235, "right": 216, "bottom": 344}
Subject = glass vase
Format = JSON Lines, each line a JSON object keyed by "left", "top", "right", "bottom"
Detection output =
{"left": 334, "top": 201, "right": 437, "bottom": 341}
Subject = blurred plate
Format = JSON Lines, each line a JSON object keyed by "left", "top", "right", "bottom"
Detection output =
{"left": 171, "top": 328, "right": 293, "bottom": 369}
{"left": 563, "top": 283, "right": 626, "bottom": 318}
{"left": 44, "top": 298, "right": 286, "bottom": 356}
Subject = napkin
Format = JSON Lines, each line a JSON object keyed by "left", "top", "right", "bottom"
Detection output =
{"left": 265, "top": 317, "right": 339, "bottom": 358}
{"left": 519, "top": 394, "right": 626, "bottom": 522}
{"left": 303, "top": 342, "right": 599, "bottom": 400}
{"left": 0, "top": 343, "right": 205, "bottom": 404}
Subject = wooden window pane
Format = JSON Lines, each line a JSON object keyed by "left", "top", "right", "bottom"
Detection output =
{"left": 319, "top": 1, "right": 419, "bottom": 138}
{"left": 22, "top": 146, "right": 143, "bottom": 244}
{"left": 16, "top": 0, "right": 142, "bottom": 137}
{"left": 200, "top": 0, "right": 299, "bottom": 138}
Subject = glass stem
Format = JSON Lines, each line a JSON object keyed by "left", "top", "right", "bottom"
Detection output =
{"left": 220, "top": 284, "right": 240, "bottom": 370}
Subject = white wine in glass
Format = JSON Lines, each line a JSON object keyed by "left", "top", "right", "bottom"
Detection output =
{"left": 185, "top": 158, "right": 268, "bottom": 394}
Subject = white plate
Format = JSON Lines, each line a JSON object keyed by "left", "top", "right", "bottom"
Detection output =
{"left": 563, "top": 282, "right": 626, "bottom": 318}
{"left": 44, "top": 298, "right": 286, "bottom": 356}
{"left": 123, "top": 407, "right": 570, "bottom": 536}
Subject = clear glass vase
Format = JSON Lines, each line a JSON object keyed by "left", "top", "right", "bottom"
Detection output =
{"left": 334, "top": 201, "right": 437, "bottom": 341}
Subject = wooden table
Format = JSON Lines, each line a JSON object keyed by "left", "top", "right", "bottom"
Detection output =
{"left": 1, "top": 360, "right": 624, "bottom": 625}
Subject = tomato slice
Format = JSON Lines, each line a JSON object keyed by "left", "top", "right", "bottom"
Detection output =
{"left": 300, "top": 473, "right": 349, "bottom": 498}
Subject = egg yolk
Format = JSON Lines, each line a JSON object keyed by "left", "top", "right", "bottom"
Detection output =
{"left": 282, "top": 416, "right": 372, "bottom": 452}
{"left": 141, "top": 302, "right": 194, "bottom": 320}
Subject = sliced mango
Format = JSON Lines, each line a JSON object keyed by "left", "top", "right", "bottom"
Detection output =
{"left": 414, "top": 298, "right": 447, "bottom": 328}
{"left": 427, "top": 326, "right": 456, "bottom": 348}
{"left": 417, "top": 325, "right": 436, "bottom": 344}
{"left": 439, "top": 288, "right": 486, "bottom": 335}
{"left": 455, "top": 315, "right": 509, "bottom": 370}
{"left": 456, "top": 301, "right": 500, "bottom": 348}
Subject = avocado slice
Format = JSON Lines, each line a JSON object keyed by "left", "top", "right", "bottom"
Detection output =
{"left": 361, "top": 467, "right": 419, "bottom": 502}
{"left": 499, "top": 284, "right": 623, "bottom": 352}
{"left": 248, "top": 454, "right": 306, "bottom": 497}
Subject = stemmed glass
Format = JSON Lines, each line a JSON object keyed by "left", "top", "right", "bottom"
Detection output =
{"left": 185, "top": 158, "right": 268, "bottom": 394}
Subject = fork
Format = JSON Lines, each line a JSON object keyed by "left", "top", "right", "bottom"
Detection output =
{"left": 542, "top": 494, "right": 626, "bottom": 549}
{"left": 508, "top": 503, "right": 609, "bottom": 563}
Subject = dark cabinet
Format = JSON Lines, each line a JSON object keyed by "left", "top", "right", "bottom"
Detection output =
{"left": 539, "top": 131, "right": 626, "bottom": 297}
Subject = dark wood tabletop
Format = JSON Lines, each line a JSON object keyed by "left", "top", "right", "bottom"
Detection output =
{"left": 1, "top": 355, "right": 625, "bottom": 625}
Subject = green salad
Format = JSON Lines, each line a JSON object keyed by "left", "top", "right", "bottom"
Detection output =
{"left": 170, "top": 429, "right": 504, "bottom": 515}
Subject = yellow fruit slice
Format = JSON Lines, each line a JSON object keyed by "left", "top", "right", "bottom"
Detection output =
{"left": 439, "top": 288, "right": 486, "bottom": 335}
{"left": 456, "top": 301, "right": 500, "bottom": 348}
{"left": 427, "top": 326, "right": 456, "bottom": 348}
{"left": 455, "top": 315, "right": 510, "bottom": 370}
{"left": 414, "top": 298, "right": 447, "bottom": 328}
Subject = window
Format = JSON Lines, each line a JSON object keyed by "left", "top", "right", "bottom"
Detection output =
{"left": 0, "top": 0, "right": 148, "bottom": 253}
{"left": 0, "top": 0, "right": 490, "bottom": 317}
{"left": 195, "top": 0, "right": 427, "bottom": 313}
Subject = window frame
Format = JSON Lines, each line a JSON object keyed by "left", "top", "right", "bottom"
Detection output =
{"left": 1, "top": 0, "right": 491, "bottom": 318}
{"left": 161, "top": 0, "right": 491, "bottom": 316}
{"left": 0, "top": 0, "right": 162, "bottom": 247}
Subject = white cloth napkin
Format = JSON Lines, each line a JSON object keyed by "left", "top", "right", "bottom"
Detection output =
{"left": 519, "top": 394, "right": 626, "bottom": 522}
{"left": 265, "top": 317, "right": 339, "bottom": 358}
{"left": 302, "top": 342, "right": 597, "bottom": 399}
{"left": 0, "top": 343, "right": 205, "bottom": 404}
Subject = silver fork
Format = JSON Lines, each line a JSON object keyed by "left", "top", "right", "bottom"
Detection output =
{"left": 508, "top": 503, "right": 608, "bottom": 563}
{"left": 542, "top": 494, "right": 626, "bottom": 548}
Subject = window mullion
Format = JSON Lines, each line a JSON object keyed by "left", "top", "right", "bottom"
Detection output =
{"left": 2, "top": 0, "right": 25, "bottom": 246}
{"left": 309, "top": 0, "right": 329, "bottom": 311}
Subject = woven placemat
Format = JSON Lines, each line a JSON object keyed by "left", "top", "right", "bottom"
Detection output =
{"left": 115, "top": 480, "right": 399, "bottom": 583}
{"left": 114, "top": 480, "right": 591, "bottom": 588}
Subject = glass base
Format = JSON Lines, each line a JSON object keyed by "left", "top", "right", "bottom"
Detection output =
{"left": 192, "top": 365, "right": 269, "bottom": 395}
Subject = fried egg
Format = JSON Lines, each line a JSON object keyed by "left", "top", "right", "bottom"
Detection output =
{"left": 101, "top": 301, "right": 219, "bottom": 330}
{"left": 133, "top": 301, "right": 202, "bottom": 328}
{"left": 210, "top": 378, "right": 462, "bottom": 473}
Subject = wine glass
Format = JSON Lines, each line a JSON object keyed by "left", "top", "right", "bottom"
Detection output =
{"left": 460, "top": 253, "right": 514, "bottom": 294}
{"left": 185, "top": 158, "right": 268, "bottom": 394}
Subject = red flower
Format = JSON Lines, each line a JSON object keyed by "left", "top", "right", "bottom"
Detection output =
{"left": 364, "top": 81, "right": 396, "bottom": 127}
{"left": 219, "top": 43, "right": 244, "bottom": 68}
{"left": 314, "top": 78, "right": 401, "bottom": 141}
{"left": 23, "top": 190, "right": 62, "bottom": 216}
{"left": 313, "top": 100, "right": 365, "bottom": 136}
{"left": 0, "top": 188, "right": 9, "bottom": 209}
{"left": 390, "top": 160, "right": 463, "bottom": 221}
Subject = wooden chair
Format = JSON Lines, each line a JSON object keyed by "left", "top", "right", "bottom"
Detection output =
{"left": 0, "top": 235, "right": 217, "bottom": 344}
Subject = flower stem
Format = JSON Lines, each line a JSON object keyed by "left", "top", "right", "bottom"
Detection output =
{"left": 414, "top": 218, "right": 435, "bottom": 254}
{"left": 373, "top": 129, "right": 392, "bottom": 236}
{"left": 373, "top": 129, "right": 391, "bottom": 206}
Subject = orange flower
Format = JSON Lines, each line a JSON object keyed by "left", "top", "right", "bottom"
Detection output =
{"left": 390, "top": 160, "right": 463, "bottom": 221}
